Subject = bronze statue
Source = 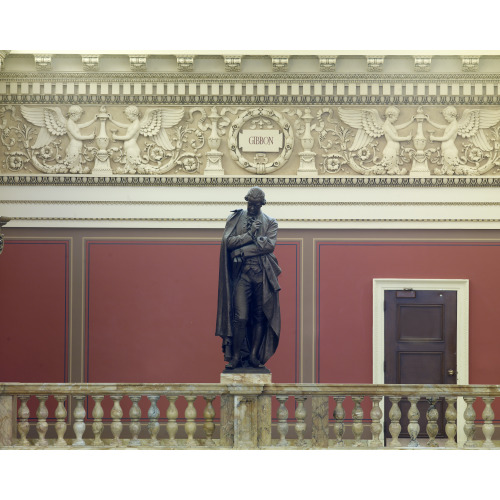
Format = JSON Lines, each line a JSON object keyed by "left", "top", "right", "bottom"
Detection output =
{"left": 215, "top": 187, "right": 281, "bottom": 371}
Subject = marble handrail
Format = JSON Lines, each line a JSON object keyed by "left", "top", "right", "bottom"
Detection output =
{"left": 2, "top": 382, "right": 500, "bottom": 397}
{"left": 0, "top": 383, "right": 225, "bottom": 396}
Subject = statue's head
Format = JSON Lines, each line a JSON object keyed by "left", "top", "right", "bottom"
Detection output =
{"left": 442, "top": 106, "right": 457, "bottom": 122}
{"left": 384, "top": 106, "right": 400, "bottom": 122}
{"left": 68, "top": 105, "right": 83, "bottom": 120}
{"left": 125, "top": 105, "right": 140, "bottom": 121}
{"left": 245, "top": 187, "right": 266, "bottom": 216}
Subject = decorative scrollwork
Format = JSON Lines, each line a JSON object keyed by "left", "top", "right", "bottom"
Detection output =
{"left": 228, "top": 107, "right": 294, "bottom": 174}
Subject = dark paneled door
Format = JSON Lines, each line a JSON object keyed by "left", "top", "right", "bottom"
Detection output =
{"left": 384, "top": 290, "right": 457, "bottom": 440}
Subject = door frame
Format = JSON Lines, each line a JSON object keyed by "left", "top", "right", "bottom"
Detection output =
{"left": 373, "top": 278, "right": 469, "bottom": 446}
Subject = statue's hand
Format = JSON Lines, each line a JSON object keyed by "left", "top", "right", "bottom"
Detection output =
{"left": 230, "top": 249, "right": 244, "bottom": 263}
{"left": 251, "top": 220, "right": 262, "bottom": 235}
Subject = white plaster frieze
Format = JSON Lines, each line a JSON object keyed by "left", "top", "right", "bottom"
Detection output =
{"left": 2, "top": 103, "right": 500, "bottom": 181}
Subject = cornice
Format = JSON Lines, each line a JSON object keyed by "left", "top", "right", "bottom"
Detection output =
{"left": 1, "top": 72, "right": 500, "bottom": 83}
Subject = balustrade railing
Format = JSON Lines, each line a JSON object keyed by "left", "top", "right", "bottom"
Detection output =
{"left": 1, "top": 383, "right": 500, "bottom": 449}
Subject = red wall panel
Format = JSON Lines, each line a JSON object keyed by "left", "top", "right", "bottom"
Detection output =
{"left": 85, "top": 240, "right": 299, "bottom": 383}
{"left": 0, "top": 240, "right": 69, "bottom": 382}
{"left": 317, "top": 242, "right": 500, "bottom": 384}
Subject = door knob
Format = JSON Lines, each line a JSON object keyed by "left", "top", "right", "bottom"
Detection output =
{"left": 448, "top": 369, "right": 455, "bottom": 376}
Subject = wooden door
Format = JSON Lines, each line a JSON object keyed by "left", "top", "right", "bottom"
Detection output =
{"left": 384, "top": 289, "right": 457, "bottom": 440}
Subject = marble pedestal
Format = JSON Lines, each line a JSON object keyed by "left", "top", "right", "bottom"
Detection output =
{"left": 220, "top": 372, "right": 272, "bottom": 449}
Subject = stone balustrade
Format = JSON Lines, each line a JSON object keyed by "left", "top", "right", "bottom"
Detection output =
{"left": 1, "top": 382, "right": 500, "bottom": 449}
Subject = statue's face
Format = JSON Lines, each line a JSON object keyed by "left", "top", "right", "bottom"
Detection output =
{"left": 443, "top": 112, "right": 455, "bottom": 123}
{"left": 246, "top": 197, "right": 263, "bottom": 217}
{"left": 386, "top": 112, "right": 398, "bottom": 123}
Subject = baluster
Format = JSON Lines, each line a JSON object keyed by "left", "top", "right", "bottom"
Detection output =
{"left": 166, "top": 396, "right": 178, "bottom": 446}
{"left": 463, "top": 397, "right": 477, "bottom": 449}
{"left": 333, "top": 396, "right": 346, "bottom": 447}
{"left": 203, "top": 396, "right": 216, "bottom": 446}
{"left": 73, "top": 395, "right": 86, "bottom": 446}
{"left": 426, "top": 397, "right": 439, "bottom": 447}
{"left": 17, "top": 395, "right": 30, "bottom": 446}
{"left": 369, "top": 396, "right": 383, "bottom": 448}
{"left": 482, "top": 397, "right": 495, "bottom": 448}
{"left": 110, "top": 395, "right": 123, "bottom": 447}
{"left": 92, "top": 396, "right": 104, "bottom": 446}
{"left": 276, "top": 396, "right": 288, "bottom": 446}
{"left": 148, "top": 395, "right": 160, "bottom": 446}
{"left": 388, "top": 396, "right": 402, "bottom": 448}
{"left": 294, "top": 396, "right": 307, "bottom": 448}
{"left": 129, "top": 395, "right": 142, "bottom": 447}
{"left": 54, "top": 395, "right": 67, "bottom": 447}
{"left": 407, "top": 396, "right": 420, "bottom": 448}
{"left": 185, "top": 396, "right": 197, "bottom": 447}
{"left": 35, "top": 396, "right": 49, "bottom": 447}
{"left": 352, "top": 396, "right": 364, "bottom": 447}
{"left": 445, "top": 397, "right": 457, "bottom": 448}
{"left": 276, "top": 396, "right": 289, "bottom": 446}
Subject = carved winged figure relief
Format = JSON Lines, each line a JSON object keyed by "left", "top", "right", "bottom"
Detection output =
{"left": 21, "top": 105, "right": 97, "bottom": 173}
{"left": 426, "top": 106, "right": 500, "bottom": 171}
{"left": 108, "top": 106, "right": 185, "bottom": 174}
{"left": 338, "top": 106, "right": 414, "bottom": 174}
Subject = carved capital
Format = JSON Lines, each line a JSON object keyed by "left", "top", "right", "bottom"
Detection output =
{"left": 272, "top": 56, "right": 288, "bottom": 72}
{"left": 225, "top": 56, "right": 242, "bottom": 72}
{"left": 367, "top": 56, "right": 384, "bottom": 72}
{"left": 414, "top": 56, "right": 432, "bottom": 72}
{"left": 82, "top": 55, "right": 99, "bottom": 71}
{"left": 177, "top": 55, "right": 194, "bottom": 72}
{"left": 34, "top": 55, "right": 52, "bottom": 71}
{"left": 129, "top": 55, "right": 147, "bottom": 72}
{"left": 462, "top": 56, "right": 480, "bottom": 72}
{"left": 319, "top": 56, "right": 336, "bottom": 72}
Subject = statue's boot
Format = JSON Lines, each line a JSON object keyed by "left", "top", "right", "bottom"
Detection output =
{"left": 226, "top": 323, "right": 246, "bottom": 369}
{"left": 249, "top": 323, "right": 265, "bottom": 368}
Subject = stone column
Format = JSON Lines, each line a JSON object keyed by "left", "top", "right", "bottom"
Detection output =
{"left": 220, "top": 372, "right": 272, "bottom": 449}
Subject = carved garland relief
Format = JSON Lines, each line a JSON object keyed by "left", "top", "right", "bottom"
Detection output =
{"left": 2, "top": 104, "right": 500, "bottom": 177}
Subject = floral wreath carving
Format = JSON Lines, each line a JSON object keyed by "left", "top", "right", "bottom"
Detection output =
{"left": 228, "top": 107, "right": 294, "bottom": 174}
